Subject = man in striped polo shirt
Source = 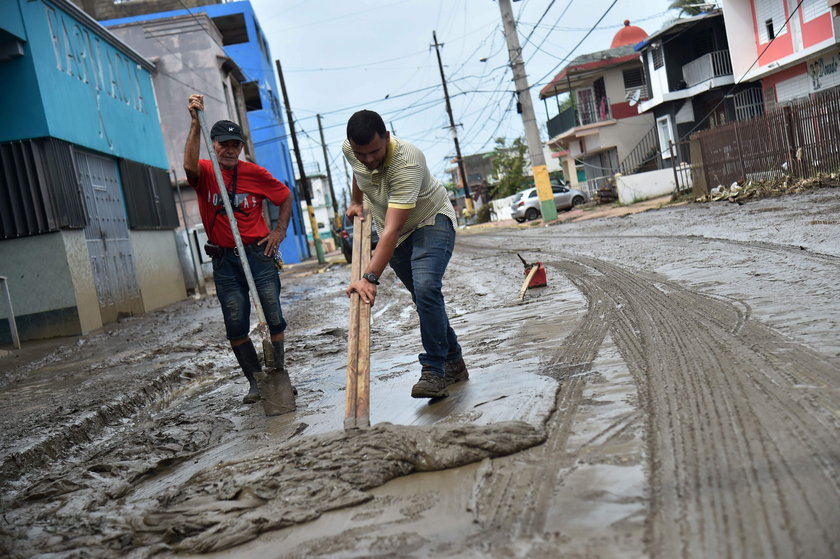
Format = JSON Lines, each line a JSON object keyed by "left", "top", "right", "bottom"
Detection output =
{"left": 343, "top": 110, "right": 468, "bottom": 399}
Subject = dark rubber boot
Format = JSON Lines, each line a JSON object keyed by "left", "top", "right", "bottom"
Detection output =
{"left": 270, "top": 340, "right": 297, "bottom": 395}
{"left": 232, "top": 341, "right": 261, "bottom": 404}
{"left": 270, "top": 340, "right": 286, "bottom": 373}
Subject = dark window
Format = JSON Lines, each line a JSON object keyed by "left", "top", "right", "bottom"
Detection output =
{"left": 623, "top": 68, "right": 645, "bottom": 90}
{"left": 256, "top": 28, "right": 271, "bottom": 65}
{"left": 242, "top": 81, "right": 263, "bottom": 111}
{"left": 623, "top": 67, "right": 648, "bottom": 99}
{"left": 120, "top": 160, "right": 179, "bottom": 230}
{"left": 694, "top": 27, "right": 715, "bottom": 56}
{"left": 652, "top": 45, "right": 664, "bottom": 69}
{"left": 765, "top": 19, "right": 775, "bottom": 39}
{"left": 211, "top": 13, "right": 248, "bottom": 46}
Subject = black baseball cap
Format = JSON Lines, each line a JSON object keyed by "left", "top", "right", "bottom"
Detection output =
{"left": 210, "top": 120, "right": 244, "bottom": 143}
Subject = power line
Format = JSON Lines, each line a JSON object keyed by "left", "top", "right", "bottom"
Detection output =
{"left": 521, "top": 0, "right": 559, "bottom": 47}
{"left": 259, "top": 0, "right": 409, "bottom": 31}
{"left": 175, "top": 0, "right": 227, "bottom": 52}
{"left": 579, "top": 1, "right": 807, "bottom": 171}
{"left": 274, "top": 50, "right": 430, "bottom": 73}
{"left": 533, "top": 0, "right": 620, "bottom": 88}
{"left": 122, "top": 19, "right": 228, "bottom": 104}
{"left": 672, "top": 0, "right": 806, "bottom": 144}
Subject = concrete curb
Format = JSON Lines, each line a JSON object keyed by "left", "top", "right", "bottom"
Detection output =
{"left": 459, "top": 195, "right": 682, "bottom": 233}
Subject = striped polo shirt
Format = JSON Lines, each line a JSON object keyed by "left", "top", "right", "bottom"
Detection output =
{"left": 343, "top": 136, "right": 457, "bottom": 247}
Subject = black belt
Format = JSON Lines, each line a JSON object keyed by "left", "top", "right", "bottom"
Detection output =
{"left": 204, "top": 242, "right": 260, "bottom": 259}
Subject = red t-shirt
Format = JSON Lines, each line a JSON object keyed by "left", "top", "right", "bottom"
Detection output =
{"left": 188, "top": 159, "right": 291, "bottom": 247}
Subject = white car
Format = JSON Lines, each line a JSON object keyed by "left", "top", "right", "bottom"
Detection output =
{"left": 511, "top": 183, "right": 586, "bottom": 222}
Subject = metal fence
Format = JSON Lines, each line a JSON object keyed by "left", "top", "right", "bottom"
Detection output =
{"left": 669, "top": 140, "right": 695, "bottom": 195}
{"left": 693, "top": 87, "right": 840, "bottom": 190}
{"left": 582, "top": 175, "right": 615, "bottom": 202}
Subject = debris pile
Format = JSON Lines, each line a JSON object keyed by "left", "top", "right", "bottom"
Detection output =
{"left": 697, "top": 172, "right": 840, "bottom": 204}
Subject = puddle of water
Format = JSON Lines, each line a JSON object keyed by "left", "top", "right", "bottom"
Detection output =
{"left": 194, "top": 332, "right": 645, "bottom": 559}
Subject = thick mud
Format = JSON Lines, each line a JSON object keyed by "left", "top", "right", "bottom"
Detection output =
{"left": 1, "top": 188, "right": 839, "bottom": 558}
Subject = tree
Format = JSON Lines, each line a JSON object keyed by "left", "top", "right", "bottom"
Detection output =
{"left": 668, "top": 0, "right": 712, "bottom": 17}
{"left": 559, "top": 93, "right": 574, "bottom": 112}
{"left": 489, "top": 137, "right": 529, "bottom": 199}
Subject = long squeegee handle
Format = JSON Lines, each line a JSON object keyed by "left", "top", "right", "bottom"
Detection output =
{"left": 195, "top": 109, "right": 267, "bottom": 325}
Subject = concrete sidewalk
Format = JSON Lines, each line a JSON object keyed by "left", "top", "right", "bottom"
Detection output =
{"left": 461, "top": 195, "right": 680, "bottom": 232}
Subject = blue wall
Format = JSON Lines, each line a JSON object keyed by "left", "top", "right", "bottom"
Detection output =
{"left": 103, "top": 1, "right": 310, "bottom": 264}
{"left": 0, "top": 0, "right": 26, "bottom": 40}
{"left": 0, "top": 0, "right": 48, "bottom": 140}
{"left": 0, "top": 0, "right": 167, "bottom": 169}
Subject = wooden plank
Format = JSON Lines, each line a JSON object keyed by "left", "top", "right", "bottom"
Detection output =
{"left": 344, "top": 205, "right": 372, "bottom": 429}
{"left": 518, "top": 265, "right": 540, "bottom": 302}
{"left": 344, "top": 214, "right": 363, "bottom": 429}
{"left": 354, "top": 212, "right": 372, "bottom": 427}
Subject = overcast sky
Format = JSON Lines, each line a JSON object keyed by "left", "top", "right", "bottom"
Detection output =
{"left": 248, "top": 0, "right": 679, "bottom": 197}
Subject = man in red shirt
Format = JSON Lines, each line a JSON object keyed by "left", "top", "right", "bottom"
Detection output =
{"left": 184, "top": 94, "right": 293, "bottom": 405}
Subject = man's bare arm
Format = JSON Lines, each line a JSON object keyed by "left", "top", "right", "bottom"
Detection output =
{"left": 183, "top": 94, "right": 204, "bottom": 181}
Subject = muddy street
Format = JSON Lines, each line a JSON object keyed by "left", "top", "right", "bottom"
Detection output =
{"left": 2, "top": 189, "right": 839, "bottom": 558}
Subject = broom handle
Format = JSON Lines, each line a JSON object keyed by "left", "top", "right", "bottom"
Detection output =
{"left": 195, "top": 110, "right": 267, "bottom": 326}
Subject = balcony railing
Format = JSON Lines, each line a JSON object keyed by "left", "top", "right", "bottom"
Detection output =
{"left": 545, "top": 97, "right": 613, "bottom": 138}
{"left": 682, "top": 49, "right": 733, "bottom": 88}
{"left": 546, "top": 106, "right": 576, "bottom": 139}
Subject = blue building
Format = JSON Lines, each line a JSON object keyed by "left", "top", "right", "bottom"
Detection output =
{"left": 99, "top": 1, "right": 310, "bottom": 265}
{"left": 0, "top": 0, "right": 186, "bottom": 343}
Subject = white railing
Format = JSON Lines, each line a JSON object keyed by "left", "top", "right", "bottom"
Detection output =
{"left": 682, "top": 50, "right": 732, "bottom": 88}
{"left": 580, "top": 176, "right": 610, "bottom": 199}
{"left": 577, "top": 97, "right": 613, "bottom": 126}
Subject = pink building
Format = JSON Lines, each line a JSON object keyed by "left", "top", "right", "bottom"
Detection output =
{"left": 721, "top": 0, "right": 840, "bottom": 108}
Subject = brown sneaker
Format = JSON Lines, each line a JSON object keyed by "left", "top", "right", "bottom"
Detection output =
{"left": 444, "top": 357, "right": 469, "bottom": 385}
{"left": 411, "top": 371, "right": 449, "bottom": 399}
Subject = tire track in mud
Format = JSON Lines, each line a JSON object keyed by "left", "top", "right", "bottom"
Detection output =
{"left": 556, "top": 233, "right": 840, "bottom": 264}
{"left": 0, "top": 359, "right": 213, "bottom": 485}
{"left": 455, "top": 237, "right": 839, "bottom": 557}
{"left": 559, "top": 253, "right": 839, "bottom": 558}
{"left": 460, "top": 254, "right": 640, "bottom": 555}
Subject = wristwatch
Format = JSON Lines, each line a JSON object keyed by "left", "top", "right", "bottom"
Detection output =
{"left": 362, "top": 272, "right": 380, "bottom": 285}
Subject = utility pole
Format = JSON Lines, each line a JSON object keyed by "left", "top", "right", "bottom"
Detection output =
{"left": 317, "top": 114, "right": 340, "bottom": 232}
{"left": 276, "top": 58, "right": 325, "bottom": 264}
{"left": 497, "top": 0, "right": 557, "bottom": 221}
{"left": 431, "top": 30, "right": 473, "bottom": 212}
{"left": 342, "top": 157, "right": 353, "bottom": 213}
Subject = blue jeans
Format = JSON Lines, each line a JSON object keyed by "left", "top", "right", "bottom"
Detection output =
{"left": 212, "top": 244, "right": 286, "bottom": 340}
{"left": 389, "top": 214, "right": 461, "bottom": 377}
